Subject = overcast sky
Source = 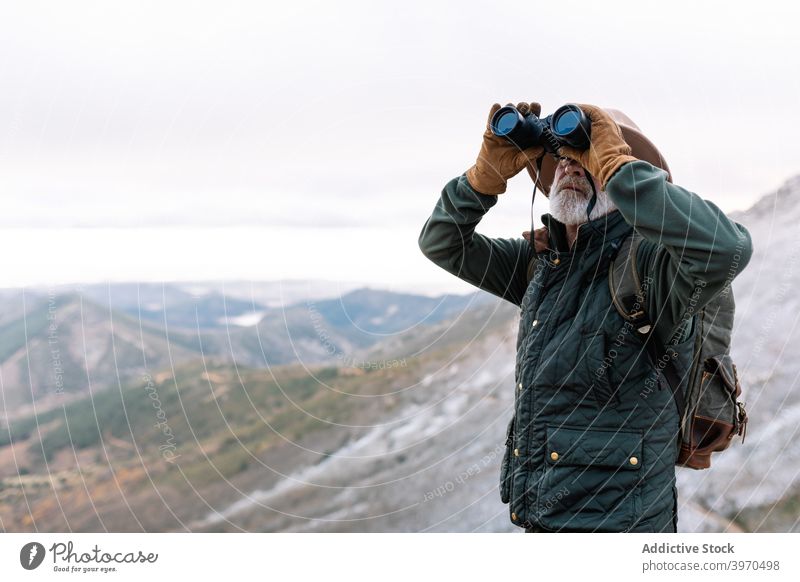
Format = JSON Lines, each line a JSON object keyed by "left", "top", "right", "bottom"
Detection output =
{"left": 1, "top": 0, "right": 798, "bottom": 293}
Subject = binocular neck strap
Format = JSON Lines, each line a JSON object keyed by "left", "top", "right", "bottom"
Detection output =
{"left": 585, "top": 170, "right": 598, "bottom": 220}
{"left": 529, "top": 155, "right": 545, "bottom": 245}
{"left": 584, "top": 169, "right": 605, "bottom": 239}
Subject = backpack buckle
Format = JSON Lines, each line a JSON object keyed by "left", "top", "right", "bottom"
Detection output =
{"left": 736, "top": 401, "right": 748, "bottom": 444}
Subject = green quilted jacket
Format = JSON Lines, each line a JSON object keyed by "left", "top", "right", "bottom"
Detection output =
{"left": 418, "top": 160, "right": 753, "bottom": 532}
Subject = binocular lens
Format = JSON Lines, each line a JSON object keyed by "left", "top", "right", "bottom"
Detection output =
{"left": 552, "top": 109, "right": 582, "bottom": 136}
{"left": 493, "top": 110, "right": 521, "bottom": 136}
{"left": 489, "top": 103, "right": 587, "bottom": 151}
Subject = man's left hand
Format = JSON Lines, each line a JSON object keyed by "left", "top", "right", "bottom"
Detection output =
{"left": 522, "top": 226, "right": 549, "bottom": 253}
{"left": 557, "top": 104, "right": 638, "bottom": 189}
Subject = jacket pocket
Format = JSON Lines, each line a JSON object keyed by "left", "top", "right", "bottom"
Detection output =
{"left": 582, "top": 329, "right": 621, "bottom": 408}
{"left": 537, "top": 424, "right": 643, "bottom": 532}
{"left": 678, "top": 354, "right": 747, "bottom": 469}
{"left": 499, "top": 415, "right": 515, "bottom": 504}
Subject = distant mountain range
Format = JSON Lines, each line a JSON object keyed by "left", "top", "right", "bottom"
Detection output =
{"left": 0, "top": 292, "right": 199, "bottom": 414}
{"left": 0, "top": 284, "right": 493, "bottom": 417}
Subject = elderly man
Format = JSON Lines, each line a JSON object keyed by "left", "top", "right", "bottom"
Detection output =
{"left": 418, "top": 102, "right": 753, "bottom": 532}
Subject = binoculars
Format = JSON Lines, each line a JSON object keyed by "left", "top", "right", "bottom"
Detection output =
{"left": 490, "top": 104, "right": 591, "bottom": 153}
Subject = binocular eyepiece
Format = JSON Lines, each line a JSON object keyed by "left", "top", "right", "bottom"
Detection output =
{"left": 491, "top": 104, "right": 591, "bottom": 153}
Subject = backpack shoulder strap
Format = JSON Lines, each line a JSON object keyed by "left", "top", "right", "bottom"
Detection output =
{"left": 525, "top": 225, "right": 550, "bottom": 286}
{"left": 526, "top": 254, "right": 539, "bottom": 286}
{"left": 609, "top": 230, "right": 687, "bottom": 421}
{"left": 608, "top": 230, "right": 650, "bottom": 332}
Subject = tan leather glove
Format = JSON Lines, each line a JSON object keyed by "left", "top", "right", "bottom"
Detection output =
{"left": 465, "top": 102, "right": 546, "bottom": 195}
{"left": 556, "top": 103, "right": 638, "bottom": 189}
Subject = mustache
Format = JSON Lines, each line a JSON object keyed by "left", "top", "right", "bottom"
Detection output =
{"left": 554, "top": 176, "right": 592, "bottom": 196}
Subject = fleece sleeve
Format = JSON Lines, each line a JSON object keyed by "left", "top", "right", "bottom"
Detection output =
{"left": 418, "top": 173, "right": 533, "bottom": 307}
{"left": 605, "top": 160, "right": 753, "bottom": 344}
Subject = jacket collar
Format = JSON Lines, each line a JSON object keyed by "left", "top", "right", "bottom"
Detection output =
{"left": 540, "top": 210, "right": 630, "bottom": 254}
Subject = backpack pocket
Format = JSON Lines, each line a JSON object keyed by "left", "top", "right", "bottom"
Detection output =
{"left": 536, "top": 424, "right": 643, "bottom": 531}
{"left": 499, "top": 415, "right": 515, "bottom": 504}
{"left": 678, "top": 354, "right": 748, "bottom": 469}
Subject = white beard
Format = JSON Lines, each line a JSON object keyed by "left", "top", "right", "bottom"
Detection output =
{"left": 548, "top": 176, "right": 617, "bottom": 225}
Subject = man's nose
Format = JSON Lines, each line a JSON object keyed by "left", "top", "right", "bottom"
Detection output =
{"left": 557, "top": 157, "right": 586, "bottom": 179}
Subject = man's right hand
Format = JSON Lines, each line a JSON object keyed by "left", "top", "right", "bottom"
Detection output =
{"left": 465, "top": 102, "right": 546, "bottom": 195}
